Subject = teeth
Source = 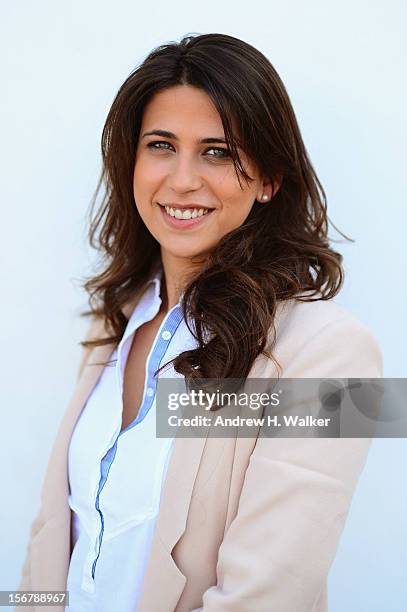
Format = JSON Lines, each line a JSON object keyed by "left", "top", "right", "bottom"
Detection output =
{"left": 164, "top": 205, "right": 210, "bottom": 219}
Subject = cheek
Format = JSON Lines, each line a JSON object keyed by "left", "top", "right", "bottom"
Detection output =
{"left": 133, "top": 169, "right": 153, "bottom": 223}
{"left": 133, "top": 152, "right": 163, "bottom": 185}
{"left": 222, "top": 191, "right": 255, "bottom": 228}
{"left": 133, "top": 159, "right": 159, "bottom": 201}
{"left": 213, "top": 167, "right": 255, "bottom": 207}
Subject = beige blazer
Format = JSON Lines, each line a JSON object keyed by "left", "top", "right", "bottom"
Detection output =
{"left": 18, "top": 294, "right": 383, "bottom": 612}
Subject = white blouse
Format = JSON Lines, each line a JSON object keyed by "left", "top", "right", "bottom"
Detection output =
{"left": 66, "top": 260, "right": 197, "bottom": 611}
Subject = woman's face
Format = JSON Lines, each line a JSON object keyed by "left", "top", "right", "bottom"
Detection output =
{"left": 133, "top": 85, "right": 272, "bottom": 261}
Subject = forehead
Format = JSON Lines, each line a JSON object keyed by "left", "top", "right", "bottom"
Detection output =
{"left": 140, "top": 85, "right": 224, "bottom": 134}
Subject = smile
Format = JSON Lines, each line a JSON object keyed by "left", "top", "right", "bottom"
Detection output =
{"left": 158, "top": 203, "right": 215, "bottom": 229}
{"left": 164, "top": 205, "right": 211, "bottom": 219}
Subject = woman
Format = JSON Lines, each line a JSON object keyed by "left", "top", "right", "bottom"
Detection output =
{"left": 18, "top": 33, "right": 382, "bottom": 611}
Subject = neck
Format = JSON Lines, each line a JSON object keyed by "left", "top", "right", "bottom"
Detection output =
{"left": 159, "top": 249, "right": 208, "bottom": 312}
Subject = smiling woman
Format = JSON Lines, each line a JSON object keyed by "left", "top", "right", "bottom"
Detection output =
{"left": 18, "top": 33, "right": 382, "bottom": 612}
{"left": 133, "top": 85, "right": 278, "bottom": 274}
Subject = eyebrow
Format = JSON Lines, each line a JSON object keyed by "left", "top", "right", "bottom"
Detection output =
{"left": 141, "top": 129, "right": 227, "bottom": 144}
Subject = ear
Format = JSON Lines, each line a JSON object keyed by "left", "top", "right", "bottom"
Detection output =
{"left": 256, "top": 174, "right": 282, "bottom": 202}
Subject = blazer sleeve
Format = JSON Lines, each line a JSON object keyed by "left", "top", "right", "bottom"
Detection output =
{"left": 16, "top": 515, "right": 44, "bottom": 592}
{"left": 16, "top": 315, "right": 100, "bottom": 595}
{"left": 191, "top": 316, "right": 383, "bottom": 612}
{"left": 75, "top": 315, "right": 103, "bottom": 381}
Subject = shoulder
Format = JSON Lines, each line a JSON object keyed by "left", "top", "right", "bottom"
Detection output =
{"left": 269, "top": 296, "right": 383, "bottom": 378}
{"left": 76, "top": 315, "right": 111, "bottom": 381}
{"left": 274, "top": 295, "right": 372, "bottom": 342}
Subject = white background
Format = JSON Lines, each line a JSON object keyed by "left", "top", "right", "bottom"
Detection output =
{"left": 1, "top": 1, "right": 406, "bottom": 610}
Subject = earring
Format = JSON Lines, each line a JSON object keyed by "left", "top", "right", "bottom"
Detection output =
{"left": 261, "top": 194, "right": 268, "bottom": 201}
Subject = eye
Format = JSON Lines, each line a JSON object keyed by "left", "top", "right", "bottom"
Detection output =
{"left": 146, "top": 141, "right": 173, "bottom": 151}
{"left": 145, "top": 141, "right": 232, "bottom": 160}
{"left": 205, "top": 147, "right": 232, "bottom": 159}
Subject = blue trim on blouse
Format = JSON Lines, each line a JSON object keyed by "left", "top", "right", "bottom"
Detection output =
{"left": 91, "top": 301, "right": 184, "bottom": 580}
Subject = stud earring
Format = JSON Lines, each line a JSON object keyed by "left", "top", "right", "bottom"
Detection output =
{"left": 261, "top": 194, "right": 268, "bottom": 201}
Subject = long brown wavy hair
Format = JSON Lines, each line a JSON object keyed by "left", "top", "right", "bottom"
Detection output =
{"left": 79, "top": 32, "right": 350, "bottom": 381}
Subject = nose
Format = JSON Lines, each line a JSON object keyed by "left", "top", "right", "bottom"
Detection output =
{"left": 166, "top": 151, "right": 203, "bottom": 194}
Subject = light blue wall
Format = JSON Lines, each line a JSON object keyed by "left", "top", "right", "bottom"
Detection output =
{"left": 329, "top": 438, "right": 407, "bottom": 611}
{"left": 1, "top": 1, "right": 406, "bottom": 609}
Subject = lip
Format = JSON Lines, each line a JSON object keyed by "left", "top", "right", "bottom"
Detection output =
{"left": 158, "top": 203, "right": 215, "bottom": 229}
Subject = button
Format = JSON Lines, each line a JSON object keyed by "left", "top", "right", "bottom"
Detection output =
{"left": 146, "top": 387, "right": 154, "bottom": 397}
{"left": 161, "top": 330, "right": 172, "bottom": 340}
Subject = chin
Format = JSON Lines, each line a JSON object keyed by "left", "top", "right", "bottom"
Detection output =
{"left": 161, "top": 241, "right": 210, "bottom": 261}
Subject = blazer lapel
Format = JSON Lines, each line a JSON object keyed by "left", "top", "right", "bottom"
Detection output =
{"left": 136, "top": 302, "right": 288, "bottom": 609}
{"left": 30, "top": 333, "right": 118, "bottom": 600}
{"left": 137, "top": 354, "right": 276, "bottom": 611}
{"left": 136, "top": 433, "right": 211, "bottom": 611}
{"left": 41, "top": 335, "right": 117, "bottom": 518}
